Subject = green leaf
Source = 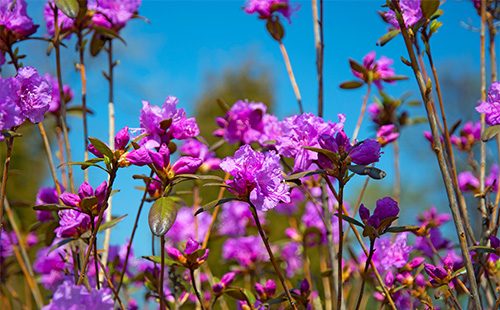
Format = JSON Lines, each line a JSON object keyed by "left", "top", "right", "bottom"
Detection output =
{"left": 382, "top": 75, "right": 408, "bottom": 82}
{"left": 88, "top": 137, "right": 114, "bottom": 158}
{"left": 303, "top": 146, "right": 337, "bottom": 162}
{"left": 174, "top": 174, "right": 223, "bottom": 182}
{"left": 469, "top": 245, "right": 496, "bottom": 254}
{"left": 377, "top": 29, "right": 400, "bottom": 46}
{"left": 224, "top": 288, "right": 256, "bottom": 304}
{"left": 482, "top": 125, "right": 500, "bottom": 142}
{"left": 348, "top": 165, "right": 386, "bottom": 180}
{"left": 336, "top": 214, "right": 365, "bottom": 228}
{"left": 49, "top": 237, "right": 76, "bottom": 252}
{"left": 80, "top": 196, "right": 98, "bottom": 211}
{"left": 93, "top": 26, "right": 127, "bottom": 45}
{"left": 90, "top": 31, "right": 106, "bottom": 57}
{"left": 285, "top": 169, "right": 325, "bottom": 181}
{"left": 386, "top": 225, "right": 420, "bottom": 233}
{"left": 55, "top": 0, "right": 79, "bottom": 18}
{"left": 141, "top": 255, "right": 179, "bottom": 266}
{"left": 148, "top": 197, "right": 178, "bottom": 236}
{"left": 349, "top": 59, "right": 367, "bottom": 76}
{"left": 195, "top": 197, "right": 239, "bottom": 215}
{"left": 339, "top": 80, "right": 364, "bottom": 89}
{"left": 421, "top": 0, "right": 440, "bottom": 19}
{"left": 98, "top": 214, "right": 127, "bottom": 232}
{"left": 33, "top": 204, "right": 72, "bottom": 211}
{"left": 266, "top": 17, "right": 284, "bottom": 42}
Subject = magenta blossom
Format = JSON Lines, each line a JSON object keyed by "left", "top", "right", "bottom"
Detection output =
{"left": 1, "top": 230, "right": 37, "bottom": 261}
{"left": 0, "top": 0, "right": 38, "bottom": 45}
{"left": 255, "top": 279, "right": 277, "bottom": 301}
{"left": 166, "top": 238, "right": 209, "bottom": 270}
{"left": 218, "top": 200, "right": 265, "bottom": 236}
{"left": 450, "top": 121, "right": 481, "bottom": 151}
{"left": 458, "top": 165, "right": 498, "bottom": 193}
{"left": 359, "top": 197, "right": 399, "bottom": 239}
{"left": 351, "top": 52, "right": 397, "bottom": 89}
{"left": 424, "top": 252, "right": 461, "bottom": 287}
{"left": 34, "top": 243, "right": 69, "bottom": 290}
{"left": 476, "top": 82, "right": 500, "bottom": 125}
{"left": 244, "top": 0, "right": 295, "bottom": 22}
{"left": 14, "top": 66, "right": 52, "bottom": 123}
{"left": 139, "top": 96, "right": 199, "bottom": 148}
{"left": 88, "top": 126, "right": 130, "bottom": 158}
{"left": 370, "top": 233, "right": 412, "bottom": 275}
{"left": 90, "top": 0, "right": 141, "bottom": 31}
{"left": 166, "top": 206, "right": 211, "bottom": 244}
{"left": 376, "top": 124, "right": 399, "bottom": 147}
{"left": 212, "top": 272, "right": 237, "bottom": 294}
{"left": 44, "top": 73, "right": 73, "bottom": 115}
{"left": 383, "top": 0, "right": 423, "bottom": 29}
{"left": 276, "top": 113, "right": 345, "bottom": 171}
{"left": 0, "top": 77, "right": 23, "bottom": 135}
{"left": 42, "top": 280, "right": 114, "bottom": 310}
{"left": 214, "top": 100, "right": 269, "bottom": 145}
{"left": 222, "top": 235, "right": 268, "bottom": 268}
{"left": 220, "top": 144, "right": 290, "bottom": 211}
{"left": 180, "top": 139, "right": 221, "bottom": 172}
{"left": 44, "top": 0, "right": 75, "bottom": 37}
{"left": 35, "top": 186, "right": 61, "bottom": 222}
{"left": 417, "top": 207, "right": 451, "bottom": 229}
{"left": 60, "top": 181, "right": 108, "bottom": 215}
{"left": 55, "top": 209, "right": 92, "bottom": 238}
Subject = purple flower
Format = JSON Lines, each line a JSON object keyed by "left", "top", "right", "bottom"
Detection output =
{"left": 220, "top": 145, "right": 290, "bottom": 211}
{"left": 60, "top": 181, "right": 108, "bottom": 215}
{"left": 415, "top": 228, "right": 451, "bottom": 257}
{"left": 214, "top": 100, "right": 269, "bottom": 145}
{"left": 359, "top": 197, "right": 399, "bottom": 239}
{"left": 0, "top": 0, "right": 38, "bottom": 44}
{"left": 376, "top": 124, "right": 399, "bottom": 147}
{"left": 1, "top": 230, "right": 37, "bottom": 261}
{"left": 384, "top": 0, "right": 423, "bottom": 29}
{"left": 114, "top": 126, "right": 130, "bottom": 150}
{"left": 450, "top": 121, "right": 481, "bottom": 151}
{"left": 276, "top": 113, "right": 345, "bottom": 171}
{"left": 351, "top": 52, "right": 397, "bottom": 89}
{"left": 180, "top": 139, "right": 221, "bottom": 171}
{"left": 417, "top": 207, "right": 451, "bottom": 229}
{"left": 370, "top": 233, "right": 412, "bottom": 274}
{"left": 244, "top": 0, "right": 296, "bottom": 22}
{"left": 275, "top": 187, "right": 303, "bottom": 215}
{"left": 55, "top": 209, "right": 92, "bottom": 238}
{"left": 317, "top": 131, "right": 381, "bottom": 175}
{"left": 213, "top": 272, "right": 237, "bottom": 294}
{"left": 44, "top": 73, "right": 73, "bottom": 115}
{"left": 139, "top": 97, "right": 199, "bottom": 148}
{"left": 0, "top": 77, "right": 23, "bottom": 135}
{"left": 42, "top": 280, "right": 114, "bottom": 309}
{"left": 218, "top": 200, "right": 263, "bottom": 236}
{"left": 281, "top": 242, "right": 302, "bottom": 277}
{"left": 44, "top": 0, "right": 75, "bottom": 37}
{"left": 14, "top": 66, "right": 52, "bottom": 123}
{"left": 34, "top": 244, "right": 68, "bottom": 290}
{"left": 476, "top": 82, "right": 500, "bottom": 125}
{"left": 458, "top": 165, "right": 498, "bottom": 193}
{"left": 166, "top": 238, "right": 209, "bottom": 269}
{"left": 222, "top": 235, "right": 268, "bottom": 268}
{"left": 166, "top": 206, "right": 211, "bottom": 244}
{"left": 90, "top": 0, "right": 141, "bottom": 31}
{"left": 424, "top": 252, "right": 461, "bottom": 287}
{"left": 35, "top": 186, "right": 61, "bottom": 222}
{"left": 171, "top": 156, "right": 202, "bottom": 175}
{"left": 88, "top": 127, "right": 130, "bottom": 159}
{"left": 255, "top": 279, "right": 277, "bottom": 301}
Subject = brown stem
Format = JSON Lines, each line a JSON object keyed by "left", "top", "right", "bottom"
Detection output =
{"left": 38, "top": 123, "right": 62, "bottom": 196}
{"left": 336, "top": 180, "right": 345, "bottom": 310}
{"left": 352, "top": 83, "right": 372, "bottom": 141}
{"left": 190, "top": 268, "right": 206, "bottom": 310}
{"left": 77, "top": 31, "right": 89, "bottom": 182}
{"left": 312, "top": 0, "right": 324, "bottom": 117}
{"left": 393, "top": 140, "right": 401, "bottom": 202}
{"left": 90, "top": 217, "right": 100, "bottom": 289}
{"left": 249, "top": 202, "right": 297, "bottom": 309}
{"left": 0, "top": 138, "right": 14, "bottom": 234}
{"left": 202, "top": 172, "right": 229, "bottom": 249}
{"left": 278, "top": 41, "right": 303, "bottom": 114}
{"left": 354, "top": 240, "right": 375, "bottom": 310}
{"left": 160, "top": 236, "right": 166, "bottom": 310}
{"left": 391, "top": 1, "right": 482, "bottom": 308}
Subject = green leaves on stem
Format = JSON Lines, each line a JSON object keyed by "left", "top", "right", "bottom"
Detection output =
{"left": 148, "top": 196, "right": 177, "bottom": 237}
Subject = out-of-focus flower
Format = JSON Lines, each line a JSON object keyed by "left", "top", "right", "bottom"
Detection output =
{"left": 376, "top": 124, "right": 399, "bottom": 146}
{"left": 218, "top": 200, "right": 265, "bottom": 237}
{"left": 1, "top": 230, "right": 37, "bottom": 262}
{"left": 383, "top": 0, "right": 423, "bottom": 29}
{"left": 424, "top": 252, "right": 462, "bottom": 288}
{"left": 222, "top": 235, "right": 268, "bottom": 268}
{"left": 14, "top": 66, "right": 52, "bottom": 123}
{"left": 42, "top": 280, "right": 114, "bottom": 309}
{"left": 351, "top": 52, "right": 397, "bottom": 89}
{"left": 0, "top": 0, "right": 38, "bottom": 45}
{"left": 476, "top": 82, "right": 500, "bottom": 125}
{"left": 274, "top": 187, "right": 303, "bottom": 215}
{"left": 90, "top": 0, "right": 141, "bottom": 31}
{"left": 415, "top": 228, "right": 451, "bottom": 257}
{"left": 35, "top": 186, "right": 61, "bottom": 222}
{"left": 166, "top": 238, "right": 209, "bottom": 270}
{"left": 214, "top": 100, "right": 269, "bottom": 145}
{"left": 166, "top": 206, "right": 211, "bottom": 244}
{"left": 44, "top": 0, "right": 75, "bottom": 37}
{"left": 359, "top": 197, "right": 399, "bottom": 240}
{"left": 417, "top": 207, "right": 451, "bottom": 229}
{"left": 44, "top": 73, "right": 73, "bottom": 115}
{"left": 212, "top": 272, "right": 237, "bottom": 294}
{"left": 450, "top": 121, "right": 481, "bottom": 152}
{"left": 370, "top": 233, "right": 412, "bottom": 275}
{"left": 244, "top": 0, "right": 296, "bottom": 22}
{"left": 139, "top": 96, "right": 199, "bottom": 148}
{"left": 180, "top": 139, "right": 220, "bottom": 172}
{"left": 220, "top": 145, "right": 289, "bottom": 211}
{"left": 276, "top": 113, "right": 345, "bottom": 171}
{"left": 281, "top": 241, "right": 302, "bottom": 277}
{"left": 255, "top": 279, "right": 276, "bottom": 301}
{"left": 0, "top": 77, "right": 23, "bottom": 136}
{"left": 458, "top": 165, "right": 498, "bottom": 193}
{"left": 34, "top": 243, "right": 69, "bottom": 290}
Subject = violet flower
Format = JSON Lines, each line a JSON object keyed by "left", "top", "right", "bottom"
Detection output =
{"left": 424, "top": 252, "right": 461, "bottom": 287}
{"left": 458, "top": 165, "right": 498, "bottom": 193}
{"left": 166, "top": 238, "right": 209, "bottom": 270}
{"left": 244, "top": 0, "right": 295, "bottom": 22}
{"left": 0, "top": 230, "right": 37, "bottom": 262}
{"left": 476, "top": 82, "right": 500, "bottom": 125}
{"left": 180, "top": 139, "right": 220, "bottom": 172}
{"left": 0, "top": 77, "right": 23, "bottom": 136}
{"left": 166, "top": 206, "right": 211, "bottom": 244}
{"left": 281, "top": 241, "right": 302, "bottom": 277}
{"left": 44, "top": 0, "right": 75, "bottom": 37}
{"left": 88, "top": 126, "right": 130, "bottom": 158}
{"left": 276, "top": 113, "right": 345, "bottom": 172}
{"left": 0, "top": 0, "right": 38, "bottom": 44}
{"left": 60, "top": 181, "right": 108, "bottom": 215}
{"left": 359, "top": 197, "right": 399, "bottom": 239}
{"left": 351, "top": 52, "right": 397, "bottom": 89}
{"left": 42, "top": 280, "right": 114, "bottom": 309}
{"left": 35, "top": 186, "right": 61, "bottom": 222}
{"left": 34, "top": 244, "right": 69, "bottom": 290}
{"left": 450, "top": 121, "right": 481, "bottom": 152}
{"left": 417, "top": 206, "right": 451, "bottom": 229}
{"left": 383, "top": 0, "right": 423, "bottom": 29}
{"left": 220, "top": 144, "right": 290, "bottom": 211}
{"left": 44, "top": 73, "right": 73, "bottom": 115}
{"left": 90, "top": 0, "right": 141, "bottom": 31}
{"left": 255, "top": 279, "right": 276, "bottom": 301}
{"left": 218, "top": 200, "right": 264, "bottom": 237}
{"left": 14, "top": 66, "right": 52, "bottom": 123}
{"left": 54, "top": 209, "right": 92, "bottom": 238}
{"left": 212, "top": 272, "right": 237, "bottom": 294}
{"left": 376, "top": 124, "right": 399, "bottom": 147}
{"left": 139, "top": 96, "right": 199, "bottom": 148}
{"left": 222, "top": 235, "right": 268, "bottom": 268}
{"left": 370, "top": 233, "right": 412, "bottom": 275}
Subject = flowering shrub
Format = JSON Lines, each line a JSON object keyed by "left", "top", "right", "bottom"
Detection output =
{"left": 0, "top": 1, "right": 498, "bottom": 310}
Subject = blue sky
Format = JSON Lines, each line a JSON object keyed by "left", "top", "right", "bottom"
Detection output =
{"left": 18, "top": 0, "right": 492, "bottom": 255}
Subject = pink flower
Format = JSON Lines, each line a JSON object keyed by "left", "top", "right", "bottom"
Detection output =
{"left": 244, "top": 0, "right": 296, "bottom": 22}
{"left": 351, "top": 52, "right": 397, "bottom": 89}
{"left": 476, "top": 82, "right": 500, "bottom": 125}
